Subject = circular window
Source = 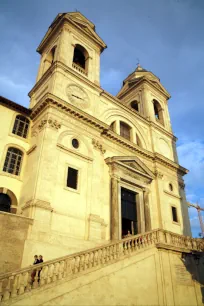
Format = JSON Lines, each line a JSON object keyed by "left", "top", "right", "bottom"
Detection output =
{"left": 72, "top": 138, "right": 79, "bottom": 149}
{"left": 169, "top": 183, "right": 173, "bottom": 192}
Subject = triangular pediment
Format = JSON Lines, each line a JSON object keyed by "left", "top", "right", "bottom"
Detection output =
{"left": 105, "top": 156, "right": 155, "bottom": 179}
{"left": 66, "top": 13, "right": 107, "bottom": 49}
{"left": 148, "top": 79, "right": 170, "bottom": 97}
{"left": 37, "top": 12, "right": 107, "bottom": 54}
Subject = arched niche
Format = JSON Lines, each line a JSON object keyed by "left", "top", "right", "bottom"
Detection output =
{"left": 57, "top": 130, "right": 93, "bottom": 159}
{"left": 0, "top": 188, "right": 18, "bottom": 214}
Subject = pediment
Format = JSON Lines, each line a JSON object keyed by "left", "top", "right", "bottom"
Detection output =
{"left": 67, "top": 13, "right": 106, "bottom": 49}
{"left": 148, "top": 79, "right": 170, "bottom": 97}
{"left": 105, "top": 156, "right": 155, "bottom": 180}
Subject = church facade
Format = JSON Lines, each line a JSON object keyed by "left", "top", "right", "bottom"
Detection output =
{"left": 0, "top": 12, "right": 192, "bottom": 272}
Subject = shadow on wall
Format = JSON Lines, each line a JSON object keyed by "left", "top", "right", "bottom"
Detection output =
{"left": 181, "top": 251, "right": 204, "bottom": 303}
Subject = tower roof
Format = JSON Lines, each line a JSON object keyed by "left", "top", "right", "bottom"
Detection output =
{"left": 117, "top": 64, "right": 170, "bottom": 99}
{"left": 37, "top": 12, "right": 107, "bottom": 54}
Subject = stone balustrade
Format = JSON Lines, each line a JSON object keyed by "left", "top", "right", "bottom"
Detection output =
{"left": 72, "top": 63, "right": 88, "bottom": 76}
{"left": 0, "top": 229, "right": 203, "bottom": 303}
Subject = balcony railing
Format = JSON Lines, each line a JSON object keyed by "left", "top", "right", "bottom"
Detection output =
{"left": 72, "top": 62, "right": 88, "bottom": 76}
{"left": 0, "top": 229, "right": 203, "bottom": 303}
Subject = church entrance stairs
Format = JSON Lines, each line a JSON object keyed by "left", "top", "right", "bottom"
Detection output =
{"left": 1, "top": 229, "right": 204, "bottom": 306}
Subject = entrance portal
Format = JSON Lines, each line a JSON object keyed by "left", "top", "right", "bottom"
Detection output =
{"left": 121, "top": 187, "right": 137, "bottom": 237}
{"left": 0, "top": 193, "right": 11, "bottom": 212}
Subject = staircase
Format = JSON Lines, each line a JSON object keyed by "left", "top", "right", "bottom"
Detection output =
{"left": 0, "top": 229, "right": 204, "bottom": 305}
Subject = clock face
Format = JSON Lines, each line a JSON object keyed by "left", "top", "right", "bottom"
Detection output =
{"left": 66, "top": 84, "right": 90, "bottom": 109}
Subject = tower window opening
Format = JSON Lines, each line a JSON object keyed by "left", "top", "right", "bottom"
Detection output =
{"left": 131, "top": 100, "right": 139, "bottom": 112}
{"left": 73, "top": 44, "right": 89, "bottom": 75}
{"left": 153, "top": 99, "right": 164, "bottom": 125}
{"left": 120, "top": 121, "right": 131, "bottom": 141}
{"left": 42, "top": 46, "right": 56, "bottom": 75}
{"left": 50, "top": 46, "right": 56, "bottom": 64}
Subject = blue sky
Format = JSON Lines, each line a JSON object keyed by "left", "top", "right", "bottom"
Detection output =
{"left": 0, "top": 0, "right": 204, "bottom": 236}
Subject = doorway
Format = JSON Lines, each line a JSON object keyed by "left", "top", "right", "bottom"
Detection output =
{"left": 121, "top": 187, "right": 137, "bottom": 237}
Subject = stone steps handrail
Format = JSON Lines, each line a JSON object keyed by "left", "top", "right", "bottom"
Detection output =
{"left": 0, "top": 229, "right": 203, "bottom": 303}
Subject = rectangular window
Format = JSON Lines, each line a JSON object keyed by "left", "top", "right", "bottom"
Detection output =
{"left": 67, "top": 167, "right": 78, "bottom": 190}
{"left": 172, "top": 206, "right": 178, "bottom": 223}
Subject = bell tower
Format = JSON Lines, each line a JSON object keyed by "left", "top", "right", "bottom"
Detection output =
{"left": 29, "top": 12, "right": 106, "bottom": 108}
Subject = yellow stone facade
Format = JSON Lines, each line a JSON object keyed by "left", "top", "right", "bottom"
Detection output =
{"left": 0, "top": 12, "right": 192, "bottom": 273}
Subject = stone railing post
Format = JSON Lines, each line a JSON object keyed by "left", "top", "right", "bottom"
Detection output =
{"left": 157, "top": 229, "right": 166, "bottom": 243}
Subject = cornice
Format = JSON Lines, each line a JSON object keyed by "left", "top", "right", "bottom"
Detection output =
{"left": 30, "top": 93, "right": 188, "bottom": 176}
{"left": 30, "top": 93, "right": 109, "bottom": 132}
{"left": 28, "top": 61, "right": 176, "bottom": 142}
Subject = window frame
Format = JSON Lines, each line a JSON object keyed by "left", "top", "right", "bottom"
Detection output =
{"left": 2, "top": 147, "right": 24, "bottom": 177}
{"left": 171, "top": 205, "right": 179, "bottom": 224}
{"left": 64, "top": 163, "right": 81, "bottom": 194}
{"left": 11, "top": 114, "right": 30, "bottom": 140}
{"left": 120, "top": 121, "right": 131, "bottom": 141}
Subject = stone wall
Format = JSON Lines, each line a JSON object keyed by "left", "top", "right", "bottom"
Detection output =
{"left": 4, "top": 245, "right": 204, "bottom": 306}
{"left": 0, "top": 212, "right": 33, "bottom": 273}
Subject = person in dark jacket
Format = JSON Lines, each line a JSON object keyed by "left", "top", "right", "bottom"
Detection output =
{"left": 38, "top": 255, "right": 44, "bottom": 283}
{"left": 31, "top": 255, "right": 39, "bottom": 284}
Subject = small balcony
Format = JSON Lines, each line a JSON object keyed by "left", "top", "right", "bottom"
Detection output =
{"left": 72, "top": 62, "right": 88, "bottom": 76}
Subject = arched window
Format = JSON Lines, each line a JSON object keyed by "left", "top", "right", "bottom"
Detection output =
{"left": 131, "top": 100, "right": 139, "bottom": 112}
{"left": 3, "top": 147, "right": 23, "bottom": 176}
{"left": 136, "top": 134, "right": 142, "bottom": 147}
{"left": 153, "top": 100, "right": 164, "bottom": 125}
{"left": 0, "top": 193, "right": 11, "bottom": 213}
{"left": 12, "top": 115, "right": 30, "bottom": 138}
{"left": 73, "top": 44, "right": 89, "bottom": 75}
{"left": 120, "top": 122, "right": 131, "bottom": 141}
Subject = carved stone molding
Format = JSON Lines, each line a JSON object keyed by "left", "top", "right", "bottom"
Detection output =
{"left": 154, "top": 170, "right": 163, "bottom": 179}
{"left": 38, "top": 118, "right": 61, "bottom": 131}
{"left": 92, "top": 139, "right": 106, "bottom": 154}
{"left": 22, "top": 199, "right": 52, "bottom": 211}
{"left": 30, "top": 93, "right": 187, "bottom": 176}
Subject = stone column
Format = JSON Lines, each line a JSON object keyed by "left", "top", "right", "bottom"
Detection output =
{"left": 143, "top": 188, "right": 152, "bottom": 232}
{"left": 111, "top": 175, "right": 120, "bottom": 240}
